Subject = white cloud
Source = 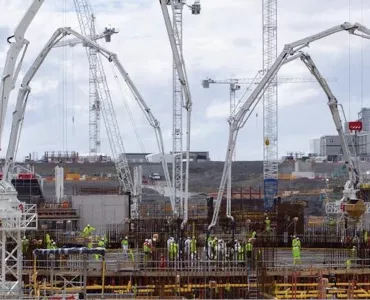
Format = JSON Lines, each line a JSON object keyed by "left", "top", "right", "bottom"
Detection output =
{"left": 0, "top": 0, "right": 369, "bottom": 162}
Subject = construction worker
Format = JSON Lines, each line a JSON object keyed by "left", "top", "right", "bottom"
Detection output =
{"left": 345, "top": 258, "right": 352, "bottom": 270}
{"left": 292, "top": 245, "right": 301, "bottom": 265}
{"left": 245, "top": 239, "right": 253, "bottom": 261}
{"left": 251, "top": 230, "right": 257, "bottom": 240}
{"left": 82, "top": 224, "right": 96, "bottom": 238}
{"left": 22, "top": 236, "right": 29, "bottom": 256}
{"left": 167, "top": 237, "right": 174, "bottom": 261}
{"left": 190, "top": 236, "right": 197, "bottom": 261}
{"left": 265, "top": 216, "right": 271, "bottom": 233}
{"left": 143, "top": 239, "right": 150, "bottom": 263}
{"left": 122, "top": 236, "right": 129, "bottom": 259}
{"left": 238, "top": 241, "right": 245, "bottom": 264}
{"left": 184, "top": 237, "right": 191, "bottom": 260}
{"left": 95, "top": 238, "right": 105, "bottom": 261}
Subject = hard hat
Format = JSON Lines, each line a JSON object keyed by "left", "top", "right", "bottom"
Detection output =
{"left": 23, "top": 236, "right": 26, "bottom": 239}
{"left": 52, "top": 242, "right": 56, "bottom": 245}
{"left": 296, "top": 237, "right": 300, "bottom": 240}
{"left": 125, "top": 236, "right": 128, "bottom": 239}
{"left": 192, "top": 236, "right": 195, "bottom": 239}
{"left": 145, "top": 239, "right": 148, "bottom": 242}
{"left": 187, "top": 237, "right": 190, "bottom": 239}
{"left": 87, "top": 224, "right": 90, "bottom": 227}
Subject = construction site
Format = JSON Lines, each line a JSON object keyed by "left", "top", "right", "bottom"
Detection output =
{"left": 1, "top": 0, "right": 370, "bottom": 299}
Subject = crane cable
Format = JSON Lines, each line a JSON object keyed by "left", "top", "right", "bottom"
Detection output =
{"left": 110, "top": 64, "right": 146, "bottom": 153}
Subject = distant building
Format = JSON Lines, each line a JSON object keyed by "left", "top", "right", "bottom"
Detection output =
{"left": 309, "top": 139, "right": 320, "bottom": 155}
{"left": 146, "top": 153, "right": 173, "bottom": 163}
{"left": 146, "top": 151, "right": 211, "bottom": 163}
{"left": 319, "top": 133, "right": 370, "bottom": 162}
{"left": 315, "top": 107, "right": 370, "bottom": 162}
{"left": 124, "top": 153, "right": 150, "bottom": 163}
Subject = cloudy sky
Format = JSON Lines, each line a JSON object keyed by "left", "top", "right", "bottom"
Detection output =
{"left": 0, "top": 0, "right": 369, "bottom": 161}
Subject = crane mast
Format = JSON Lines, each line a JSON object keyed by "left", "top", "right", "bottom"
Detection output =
{"left": 74, "top": 0, "right": 102, "bottom": 159}
{"left": 172, "top": 1, "right": 184, "bottom": 220}
{"left": 262, "top": 0, "right": 278, "bottom": 209}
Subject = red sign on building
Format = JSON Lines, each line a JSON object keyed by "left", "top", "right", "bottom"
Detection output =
{"left": 348, "top": 121, "right": 363, "bottom": 132}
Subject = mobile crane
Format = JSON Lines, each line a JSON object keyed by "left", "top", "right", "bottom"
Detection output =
{"left": 207, "top": 22, "right": 370, "bottom": 235}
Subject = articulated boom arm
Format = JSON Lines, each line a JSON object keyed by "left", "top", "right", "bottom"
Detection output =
{"left": 299, "top": 53, "right": 361, "bottom": 201}
{"left": 160, "top": 0, "right": 194, "bottom": 227}
{"left": 52, "top": 27, "right": 118, "bottom": 48}
{"left": 0, "top": 0, "right": 45, "bottom": 150}
{"left": 159, "top": 0, "right": 192, "bottom": 110}
{"left": 208, "top": 21, "right": 370, "bottom": 232}
{"left": 111, "top": 56, "right": 174, "bottom": 211}
{"left": 1, "top": 27, "right": 173, "bottom": 214}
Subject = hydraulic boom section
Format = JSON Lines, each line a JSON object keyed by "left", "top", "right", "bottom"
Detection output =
{"left": 207, "top": 22, "right": 370, "bottom": 233}
{"left": 0, "top": 0, "right": 44, "bottom": 152}
{"left": 299, "top": 53, "right": 364, "bottom": 218}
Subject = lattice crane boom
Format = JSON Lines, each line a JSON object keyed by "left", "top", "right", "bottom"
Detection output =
{"left": 73, "top": 0, "right": 110, "bottom": 158}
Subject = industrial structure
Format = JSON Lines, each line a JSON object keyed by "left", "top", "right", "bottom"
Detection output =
{"left": 1, "top": 1, "right": 370, "bottom": 300}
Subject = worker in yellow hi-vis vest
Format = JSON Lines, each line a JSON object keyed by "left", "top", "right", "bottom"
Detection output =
{"left": 265, "top": 216, "right": 271, "bottom": 233}
{"left": 292, "top": 245, "right": 301, "bottom": 265}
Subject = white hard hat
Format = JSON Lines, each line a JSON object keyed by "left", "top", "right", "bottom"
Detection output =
{"left": 145, "top": 239, "right": 148, "bottom": 242}
{"left": 125, "top": 236, "right": 128, "bottom": 239}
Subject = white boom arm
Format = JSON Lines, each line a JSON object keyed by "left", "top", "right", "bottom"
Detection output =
{"left": 1, "top": 27, "right": 173, "bottom": 210}
{"left": 52, "top": 27, "right": 118, "bottom": 48}
{"left": 160, "top": 0, "right": 193, "bottom": 228}
{"left": 0, "top": 0, "right": 44, "bottom": 152}
{"left": 208, "top": 22, "right": 370, "bottom": 232}
{"left": 299, "top": 53, "right": 361, "bottom": 201}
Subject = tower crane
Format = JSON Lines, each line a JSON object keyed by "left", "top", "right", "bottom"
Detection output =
{"left": 207, "top": 22, "right": 370, "bottom": 236}
{"left": 262, "top": 0, "right": 278, "bottom": 210}
{"left": 159, "top": 0, "right": 200, "bottom": 232}
{"left": 73, "top": 0, "right": 112, "bottom": 159}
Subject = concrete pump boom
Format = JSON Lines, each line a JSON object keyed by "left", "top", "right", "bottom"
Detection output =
{"left": 2, "top": 27, "right": 173, "bottom": 214}
{"left": 208, "top": 22, "right": 370, "bottom": 232}
{"left": 160, "top": 0, "right": 193, "bottom": 227}
{"left": 0, "top": 0, "right": 44, "bottom": 153}
{"left": 299, "top": 53, "right": 361, "bottom": 202}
